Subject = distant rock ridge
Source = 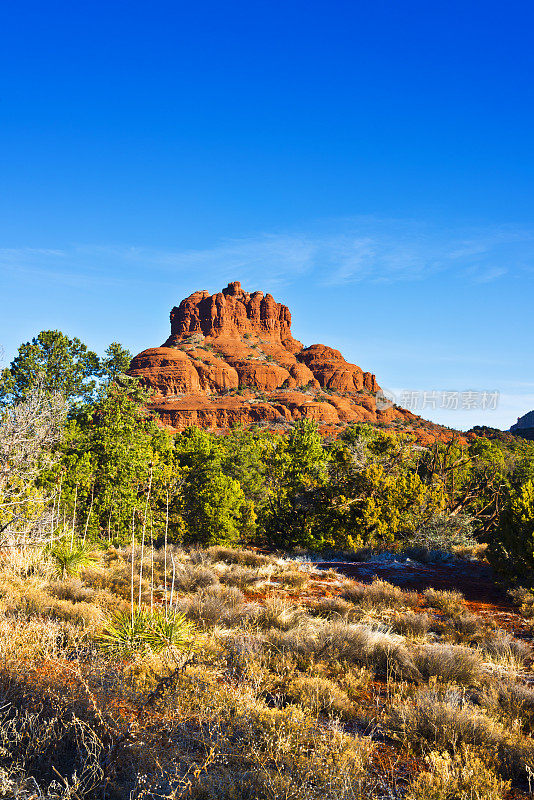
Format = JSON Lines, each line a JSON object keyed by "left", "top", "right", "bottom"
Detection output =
{"left": 510, "top": 410, "right": 534, "bottom": 441}
{"left": 128, "top": 281, "right": 459, "bottom": 443}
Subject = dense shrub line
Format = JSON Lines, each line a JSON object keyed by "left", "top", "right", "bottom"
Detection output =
{"left": 4, "top": 382, "right": 533, "bottom": 565}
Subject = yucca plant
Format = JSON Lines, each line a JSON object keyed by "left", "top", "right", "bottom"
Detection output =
{"left": 49, "top": 541, "right": 96, "bottom": 579}
{"left": 144, "top": 612, "right": 195, "bottom": 652}
{"left": 98, "top": 609, "right": 152, "bottom": 655}
{"left": 98, "top": 608, "right": 194, "bottom": 655}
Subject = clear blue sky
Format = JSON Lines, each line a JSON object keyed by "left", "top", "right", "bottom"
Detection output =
{"left": 1, "top": 0, "right": 533, "bottom": 430}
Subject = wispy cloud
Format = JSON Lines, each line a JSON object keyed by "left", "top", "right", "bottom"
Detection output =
{"left": 471, "top": 266, "right": 508, "bottom": 284}
{"left": 1, "top": 217, "right": 533, "bottom": 290}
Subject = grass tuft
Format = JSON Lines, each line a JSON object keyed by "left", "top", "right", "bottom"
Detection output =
{"left": 405, "top": 746, "right": 509, "bottom": 799}
{"left": 387, "top": 687, "right": 534, "bottom": 779}
{"left": 414, "top": 643, "right": 484, "bottom": 684}
{"left": 423, "top": 587, "right": 466, "bottom": 615}
{"left": 342, "top": 578, "right": 419, "bottom": 610}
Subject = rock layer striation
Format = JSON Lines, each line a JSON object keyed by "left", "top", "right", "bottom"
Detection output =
{"left": 128, "top": 281, "right": 454, "bottom": 442}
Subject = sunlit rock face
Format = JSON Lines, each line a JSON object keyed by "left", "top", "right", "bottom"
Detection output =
{"left": 128, "top": 281, "right": 455, "bottom": 443}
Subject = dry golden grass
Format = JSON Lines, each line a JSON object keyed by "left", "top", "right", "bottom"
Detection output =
{"left": 0, "top": 543, "right": 532, "bottom": 799}
{"left": 387, "top": 687, "right": 534, "bottom": 779}
{"left": 342, "top": 578, "right": 420, "bottom": 610}
{"left": 405, "top": 747, "right": 509, "bottom": 799}
{"left": 0, "top": 612, "right": 79, "bottom": 663}
{"left": 414, "top": 642, "right": 485, "bottom": 684}
{"left": 510, "top": 586, "right": 534, "bottom": 620}
{"left": 308, "top": 595, "right": 354, "bottom": 618}
{"left": 177, "top": 583, "right": 256, "bottom": 627}
{"left": 205, "top": 545, "right": 275, "bottom": 567}
{"left": 481, "top": 679, "right": 534, "bottom": 734}
{"left": 274, "top": 564, "right": 310, "bottom": 589}
{"left": 441, "top": 610, "right": 491, "bottom": 643}
{"left": 268, "top": 617, "right": 420, "bottom": 678}
{"left": 220, "top": 563, "right": 262, "bottom": 589}
{"left": 173, "top": 563, "right": 220, "bottom": 592}
{"left": 287, "top": 674, "right": 355, "bottom": 719}
{"left": 389, "top": 610, "right": 432, "bottom": 637}
{"left": 255, "top": 595, "right": 304, "bottom": 630}
{"left": 423, "top": 587, "right": 466, "bottom": 615}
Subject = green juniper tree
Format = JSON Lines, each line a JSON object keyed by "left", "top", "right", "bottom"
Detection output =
{"left": 174, "top": 427, "right": 249, "bottom": 546}
{"left": 100, "top": 342, "right": 133, "bottom": 383}
{"left": 0, "top": 332, "right": 133, "bottom": 407}
{"left": 262, "top": 419, "right": 330, "bottom": 549}
{"left": 48, "top": 376, "right": 173, "bottom": 543}
{"left": 0, "top": 331, "right": 101, "bottom": 406}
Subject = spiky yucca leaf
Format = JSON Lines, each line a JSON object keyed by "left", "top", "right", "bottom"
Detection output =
{"left": 144, "top": 612, "right": 195, "bottom": 652}
{"left": 98, "top": 609, "right": 150, "bottom": 654}
{"left": 98, "top": 609, "right": 194, "bottom": 654}
{"left": 49, "top": 542, "right": 95, "bottom": 579}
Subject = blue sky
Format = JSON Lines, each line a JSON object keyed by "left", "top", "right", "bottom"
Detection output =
{"left": 1, "top": 0, "right": 533, "bottom": 430}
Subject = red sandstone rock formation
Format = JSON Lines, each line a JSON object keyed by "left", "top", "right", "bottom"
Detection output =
{"left": 166, "top": 281, "right": 300, "bottom": 350}
{"left": 128, "top": 282, "right": 461, "bottom": 443}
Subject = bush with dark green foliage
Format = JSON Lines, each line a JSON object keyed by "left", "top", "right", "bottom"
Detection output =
{"left": 0, "top": 331, "right": 132, "bottom": 407}
{"left": 486, "top": 479, "right": 534, "bottom": 586}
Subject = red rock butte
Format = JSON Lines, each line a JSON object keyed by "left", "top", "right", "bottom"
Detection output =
{"left": 128, "top": 281, "right": 456, "bottom": 442}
